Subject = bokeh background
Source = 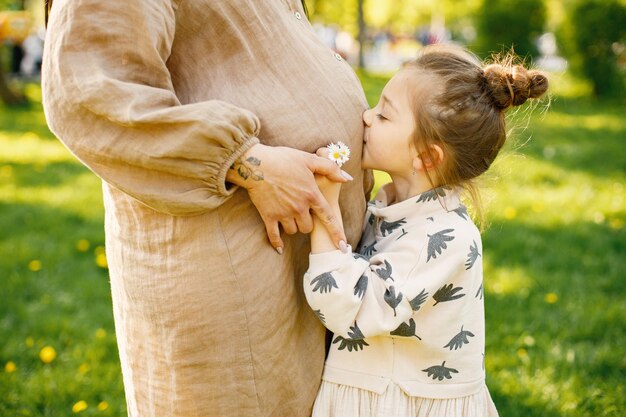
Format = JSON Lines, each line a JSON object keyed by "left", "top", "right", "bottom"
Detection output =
{"left": 1, "top": 0, "right": 624, "bottom": 416}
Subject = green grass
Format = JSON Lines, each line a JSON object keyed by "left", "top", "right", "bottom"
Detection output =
{"left": 478, "top": 94, "right": 626, "bottom": 417}
{"left": 1, "top": 75, "right": 625, "bottom": 416}
{"left": 0, "top": 85, "right": 122, "bottom": 416}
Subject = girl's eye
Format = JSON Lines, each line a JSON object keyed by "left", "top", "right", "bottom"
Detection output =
{"left": 376, "top": 113, "right": 387, "bottom": 120}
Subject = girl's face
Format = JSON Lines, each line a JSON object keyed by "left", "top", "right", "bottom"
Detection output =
{"left": 362, "top": 70, "right": 430, "bottom": 175}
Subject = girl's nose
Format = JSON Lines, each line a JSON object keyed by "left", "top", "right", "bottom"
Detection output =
{"left": 362, "top": 108, "right": 372, "bottom": 125}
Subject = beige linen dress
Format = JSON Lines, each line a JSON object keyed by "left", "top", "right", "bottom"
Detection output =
{"left": 42, "top": 1, "right": 370, "bottom": 416}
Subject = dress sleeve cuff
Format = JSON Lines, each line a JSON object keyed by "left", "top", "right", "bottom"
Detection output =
{"left": 214, "top": 135, "right": 260, "bottom": 197}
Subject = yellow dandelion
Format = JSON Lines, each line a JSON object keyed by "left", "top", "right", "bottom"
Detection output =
{"left": 94, "top": 246, "right": 106, "bottom": 256}
{"left": 531, "top": 201, "right": 544, "bottom": 213}
{"left": 95, "top": 253, "right": 108, "bottom": 269}
{"left": 95, "top": 328, "right": 107, "bottom": 339}
{"left": 97, "top": 401, "right": 109, "bottom": 411}
{"left": 78, "top": 363, "right": 90, "bottom": 375}
{"left": 5, "top": 361, "right": 16, "bottom": 373}
{"left": 72, "top": 400, "right": 88, "bottom": 413}
{"left": 517, "top": 348, "right": 528, "bottom": 358}
{"left": 76, "top": 239, "right": 90, "bottom": 252}
{"left": 545, "top": 293, "right": 558, "bottom": 304}
{"left": 0, "top": 165, "right": 13, "bottom": 177}
{"left": 25, "top": 337, "right": 34, "bottom": 347}
{"left": 28, "top": 260, "right": 42, "bottom": 272}
{"left": 503, "top": 206, "right": 517, "bottom": 220}
{"left": 609, "top": 218, "right": 624, "bottom": 230}
{"left": 39, "top": 346, "right": 57, "bottom": 364}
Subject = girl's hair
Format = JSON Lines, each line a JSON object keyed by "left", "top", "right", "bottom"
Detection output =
{"left": 404, "top": 44, "right": 548, "bottom": 221}
{"left": 45, "top": 0, "right": 52, "bottom": 27}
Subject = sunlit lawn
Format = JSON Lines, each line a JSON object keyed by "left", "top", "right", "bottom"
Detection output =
{"left": 1, "top": 72, "right": 625, "bottom": 416}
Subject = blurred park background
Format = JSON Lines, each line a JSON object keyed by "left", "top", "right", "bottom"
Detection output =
{"left": 1, "top": 0, "right": 625, "bottom": 416}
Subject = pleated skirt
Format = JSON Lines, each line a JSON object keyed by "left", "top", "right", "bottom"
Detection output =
{"left": 311, "top": 381, "right": 499, "bottom": 417}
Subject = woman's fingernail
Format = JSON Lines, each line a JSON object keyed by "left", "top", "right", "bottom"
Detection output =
{"left": 341, "top": 170, "right": 353, "bottom": 181}
{"left": 276, "top": 247, "right": 283, "bottom": 255}
{"left": 339, "top": 240, "right": 348, "bottom": 253}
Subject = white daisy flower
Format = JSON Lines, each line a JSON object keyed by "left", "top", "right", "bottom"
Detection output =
{"left": 327, "top": 141, "right": 351, "bottom": 167}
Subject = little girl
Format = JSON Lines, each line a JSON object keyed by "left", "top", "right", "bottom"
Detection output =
{"left": 304, "top": 44, "right": 548, "bottom": 417}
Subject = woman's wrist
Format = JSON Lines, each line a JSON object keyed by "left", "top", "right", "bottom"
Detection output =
{"left": 226, "top": 143, "right": 266, "bottom": 189}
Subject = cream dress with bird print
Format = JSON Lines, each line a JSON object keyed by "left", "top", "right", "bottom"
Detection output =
{"left": 304, "top": 185, "right": 499, "bottom": 417}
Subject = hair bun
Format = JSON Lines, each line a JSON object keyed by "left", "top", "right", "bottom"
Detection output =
{"left": 483, "top": 64, "right": 548, "bottom": 110}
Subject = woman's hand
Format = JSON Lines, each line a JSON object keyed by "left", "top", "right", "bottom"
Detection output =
{"left": 226, "top": 143, "right": 352, "bottom": 253}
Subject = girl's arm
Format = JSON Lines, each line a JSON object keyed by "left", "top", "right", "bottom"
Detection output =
{"left": 311, "top": 176, "right": 345, "bottom": 254}
{"left": 307, "top": 175, "right": 414, "bottom": 337}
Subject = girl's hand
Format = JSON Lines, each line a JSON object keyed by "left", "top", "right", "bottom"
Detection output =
{"left": 314, "top": 147, "right": 342, "bottom": 202}
{"left": 315, "top": 174, "right": 342, "bottom": 203}
{"left": 310, "top": 145, "right": 348, "bottom": 254}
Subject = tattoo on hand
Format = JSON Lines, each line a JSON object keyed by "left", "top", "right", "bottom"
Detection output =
{"left": 231, "top": 156, "right": 264, "bottom": 181}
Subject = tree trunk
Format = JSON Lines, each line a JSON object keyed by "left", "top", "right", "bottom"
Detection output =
{"left": 357, "top": 0, "right": 365, "bottom": 69}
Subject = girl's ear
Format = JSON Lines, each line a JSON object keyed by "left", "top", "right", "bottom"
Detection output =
{"left": 413, "top": 144, "right": 444, "bottom": 172}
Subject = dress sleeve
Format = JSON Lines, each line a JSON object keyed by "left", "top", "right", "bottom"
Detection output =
{"left": 304, "top": 226, "right": 478, "bottom": 340}
{"left": 42, "top": 0, "right": 260, "bottom": 215}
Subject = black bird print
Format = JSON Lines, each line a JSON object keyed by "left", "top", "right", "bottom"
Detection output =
{"left": 416, "top": 187, "right": 449, "bottom": 203}
{"left": 433, "top": 283, "right": 466, "bottom": 306}
{"left": 422, "top": 361, "right": 459, "bottom": 381}
{"left": 360, "top": 242, "right": 377, "bottom": 258}
{"left": 443, "top": 325, "right": 475, "bottom": 350}
{"left": 427, "top": 229, "right": 455, "bottom": 262}
{"left": 380, "top": 218, "right": 407, "bottom": 236}
{"left": 375, "top": 260, "right": 394, "bottom": 281}
{"left": 390, "top": 318, "right": 421, "bottom": 340}
{"left": 465, "top": 240, "right": 481, "bottom": 270}
{"left": 452, "top": 205, "right": 469, "bottom": 220}
{"left": 313, "top": 309, "right": 326, "bottom": 324}
{"left": 333, "top": 323, "right": 369, "bottom": 352}
{"left": 475, "top": 283, "right": 484, "bottom": 299}
{"left": 353, "top": 252, "right": 368, "bottom": 261}
{"left": 353, "top": 274, "right": 368, "bottom": 299}
{"left": 384, "top": 285, "right": 403, "bottom": 316}
{"left": 409, "top": 289, "right": 429, "bottom": 311}
{"left": 310, "top": 272, "right": 338, "bottom": 294}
